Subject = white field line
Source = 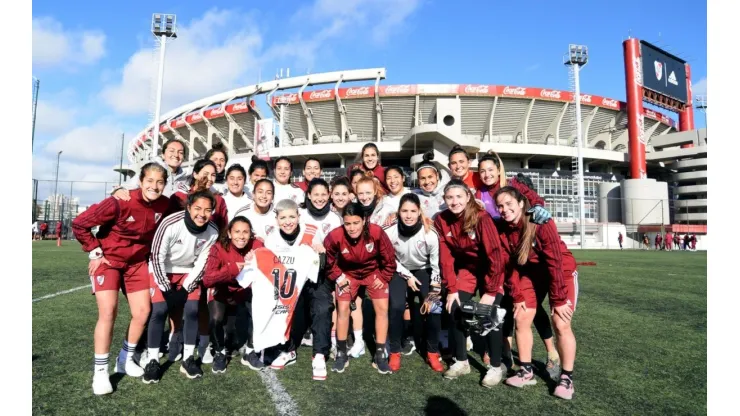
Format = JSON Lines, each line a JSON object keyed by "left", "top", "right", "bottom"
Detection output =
{"left": 258, "top": 369, "right": 301, "bottom": 416}
{"left": 32, "top": 284, "right": 90, "bottom": 302}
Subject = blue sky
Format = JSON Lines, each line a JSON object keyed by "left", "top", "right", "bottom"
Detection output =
{"left": 31, "top": 0, "right": 707, "bottom": 203}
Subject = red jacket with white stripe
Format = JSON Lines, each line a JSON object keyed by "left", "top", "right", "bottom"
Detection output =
{"left": 324, "top": 223, "right": 396, "bottom": 283}
{"left": 202, "top": 238, "right": 264, "bottom": 295}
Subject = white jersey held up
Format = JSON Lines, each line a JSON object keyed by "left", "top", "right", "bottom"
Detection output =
{"left": 149, "top": 211, "right": 220, "bottom": 293}
{"left": 232, "top": 203, "right": 278, "bottom": 241}
{"left": 384, "top": 222, "right": 441, "bottom": 285}
{"left": 236, "top": 245, "right": 320, "bottom": 351}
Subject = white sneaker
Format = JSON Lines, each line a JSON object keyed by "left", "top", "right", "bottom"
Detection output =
{"left": 92, "top": 370, "right": 113, "bottom": 395}
{"left": 270, "top": 351, "right": 297, "bottom": 370}
{"left": 139, "top": 350, "right": 149, "bottom": 365}
{"left": 443, "top": 360, "right": 471, "bottom": 380}
{"left": 466, "top": 336, "right": 473, "bottom": 351}
{"left": 202, "top": 347, "right": 214, "bottom": 365}
{"left": 312, "top": 354, "right": 327, "bottom": 381}
{"left": 481, "top": 364, "right": 505, "bottom": 388}
{"left": 348, "top": 340, "right": 366, "bottom": 358}
{"left": 115, "top": 358, "right": 144, "bottom": 377}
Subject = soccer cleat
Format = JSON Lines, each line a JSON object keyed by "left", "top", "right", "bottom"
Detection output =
{"left": 142, "top": 359, "right": 161, "bottom": 384}
{"left": 180, "top": 356, "right": 203, "bottom": 379}
{"left": 92, "top": 370, "right": 113, "bottom": 395}
{"left": 443, "top": 360, "right": 471, "bottom": 380}
{"left": 348, "top": 339, "right": 366, "bottom": 358}
{"left": 401, "top": 338, "right": 416, "bottom": 356}
{"left": 553, "top": 375, "right": 575, "bottom": 400}
{"left": 202, "top": 347, "right": 214, "bottom": 365}
{"left": 312, "top": 354, "right": 327, "bottom": 381}
{"left": 372, "top": 350, "right": 393, "bottom": 375}
{"left": 546, "top": 356, "right": 562, "bottom": 382}
{"left": 481, "top": 364, "right": 505, "bottom": 388}
{"left": 270, "top": 351, "right": 297, "bottom": 370}
{"left": 212, "top": 352, "right": 227, "bottom": 374}
{"left": 332, "top": 351, "right": 349, "bottom": 373}
{"left": 388, "top": 352, "right": 401, "bottom": 372}
{"left": 505, "top": 367, "right": 537, "bottom": 388}
{"left": 241, "top": 351, "right": 265, "bottom": 371}
{"left": 426, "top": 352, "right": 445, "bottom": 373}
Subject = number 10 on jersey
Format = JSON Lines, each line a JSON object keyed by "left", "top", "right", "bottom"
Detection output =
{"left": 271, "top": 268, "right": 298, "bottom": 300}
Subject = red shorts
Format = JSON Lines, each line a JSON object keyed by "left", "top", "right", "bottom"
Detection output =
{"left": 336, "top": 273, "right": 389, "bottom": 301}
{"left": 550, "top": 269, "right": 579, "bottom": 313}
{"left": 149, "top": 272, "right": 201, "bottom": 303}
{"left": 90, "top": 261, "right": 149, "bottom": 295}
{"left": 513, "top": 274, "right": 550, "bottom": 309}
{"left": 207, "top": 286, "right": 249, "bottom": 305}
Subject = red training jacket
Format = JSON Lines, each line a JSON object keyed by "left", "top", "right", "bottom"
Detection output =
{"left": 475, "top": 176, "right": 545, "bottom": 207}
{"left": 202, "top": 238, "right": 264, "bottom": 295}
{"left": 324, "top": 223, "right": 396, "bottom": 283}
{"left": 495, "top": 219, "right": 575, "bottom": 307}
{"left": 295, "top": 181, "right": 309, "bottom": 192}
{"left": 168, "top": 183, "right": 228, "bottom": 231}
{"left": 461, "top": 170, "right": 484, "bottom": 193}
{"left": 434, "top": 210, "right": 505, "bottom": 295}
{"left": 72, "top": 189, "right": 170, "bottom": 268}
{"left": 347, "top": 163, "right": 388, "bottom": 192}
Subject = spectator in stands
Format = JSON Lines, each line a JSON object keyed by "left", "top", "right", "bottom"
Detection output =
{"left": 204, "top": 143, "right": 229, "bottom": 194}
{"left": 113, "top": 139, "right": 189, "bottom": 199}
{"left": 617, "top": 232, "right": 623, "bottom": 249}
{"left": 295, "top": 158, "right": 322, "bottom": 192}
{"left": 347, "top": 143, "right": 388, "bottom": 192}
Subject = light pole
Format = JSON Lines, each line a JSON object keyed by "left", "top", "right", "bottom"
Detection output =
{"left": 32, "top": 76, "right": 40, "bottom": 152}
{"left": 564, "top": 44, "right": 588, "bottom": 248}
{"left": 695, "top": 95, "right": 707, "bottom": 129}
{"left": 53, "top": 150, "right": 62, "bottom": 220}
{"left": 150, "top": 13, "right": 177, "bottom": 159}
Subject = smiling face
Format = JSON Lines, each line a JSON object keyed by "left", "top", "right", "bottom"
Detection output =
{"left": 163, "top": 141, "right": 185, "bottom": 171}
{"left": 399, "top": 200, "right": 420, "bottom": 227}
{"left": 227, "top": 170, "right": 245, "bottom": 196}
{"left": 444, "top": 186, "right": 470, "bottom": 215}
{"left": 356, "top": 181, "right": 376, "bottom": 207}
{"left": 418, "top": 167, "right": 438, "bottom": 193}
{"left": 275, "top": 159, "right": 292, "bottom": 185}
{"left": 343, "top": 215, "right": 365, "bottom": 239}
{"left": 250, "top": 167, "right": 267, "bottom": 184}
{"left": 448, "top": 152, "right": 470, "bottom": 179}
{"left": 195, "top": 165, "right": 217, "bottom": 189}
{"left": 496, "top": 192, "right": 524, "bottom": 224}
{"left": 479, "top": 160, "right": 500, "bottom": 187}
{"left": 228, "top": 220, "right": 252, "bottom": 249}
{"left": 386, "top": 169, "right": 404, "bottom": 196}
{"left": 331, "top": 184, "right": 351, "bottom": 210}
{"left": 362, "top": 147, "right": 379, "bottom": 170}
{"left": 277, "top": 209, "right": 299, "bottom": 235}
{"left": 187, "top": 197, "right": 214, "bottom": 227}
{"left": 303, "top": 160, "right": 321, "bottom": 182}
{"left": 308, "top": 184, "right": 329, "bottom": 210}
{"left": 139, "top": 170, "right": 166, "bottom": 202}
{"left": 253, "top": 181, "right": 274, "bottom": 210}
{"left": 209, "top": 151, "right": 227, "bottom": 174}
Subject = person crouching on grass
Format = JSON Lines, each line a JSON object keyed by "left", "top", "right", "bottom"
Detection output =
{"left": 71, "top": 163, "right": 171, "bottom": 395}
{"left": 494, "top": 186, "right": 579, "bottom": 400}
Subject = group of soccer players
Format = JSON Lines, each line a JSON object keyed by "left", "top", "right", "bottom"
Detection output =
{"left": 72, "top": 139, "right": 579, "bottom": 401}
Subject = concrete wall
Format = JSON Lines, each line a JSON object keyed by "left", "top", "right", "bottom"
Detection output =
{"left": 598, "top": 182, "right": 622, "bottom": 223}
{"left": 620, "top": 179, "right": 670, "bottom": 225}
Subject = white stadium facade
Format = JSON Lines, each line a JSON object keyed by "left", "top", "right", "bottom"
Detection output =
{"left": 122, "top": 67, "right": 707, "bottom": 249}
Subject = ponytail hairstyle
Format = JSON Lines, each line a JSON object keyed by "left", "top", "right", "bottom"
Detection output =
{"left": 204, "top": 143, "right": 229, "bottom": 169}
{"left": 139, "top": 161, "right": 169, "bottom": 182}
{"left": 356, "top": 176, "right": 385, "bottom": 204}
{"left": 249, "top": 155, "right": 270, "bottom": 177}
{"left": 399, "top": 192, "right": 430, "bottom": 234}
{"left": 493, "top": 186, "right": 536, "bottom": 266}
{"left": 416, "top": 150, "right": 440, "bottom": 179}
{"left": 342, "top": 201, "right": 371, "bottom": 240}
{"left": 478, "top": 150, "right": 506, "bottom": 188}
{"left": 225, "top": 163, "right": 247, "bottom": 180}
{"left": 220, "top": 216, "right": 254, "bottom": 251}
{"left": 448, "top": 145, "right": 470, "bottom": 161}
{"left": 300, "top": 178, "right": 330, "bottom": 209}
{"left": 443, "top": 179, "right": 483, "bottom": 235}
{"left": 190, "top": 159, "right": 217, "bottom": 187}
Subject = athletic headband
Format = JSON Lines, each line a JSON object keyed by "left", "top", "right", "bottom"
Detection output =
{"left": 416, "top": 163, "right": 438, "bottom": 174}
{"left": 444, "top": 181, "right": 469, "bottom": 193}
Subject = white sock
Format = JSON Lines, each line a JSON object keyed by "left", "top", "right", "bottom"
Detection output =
{"left": 183, "top": 344, "right": 195, "bottom": 360}
{"left": 147, "top": 348, "right": 160, "bottom": 362}
{"left": 331, "top": 330, "right": 337, "bottom": 346}
{"left": 123, "top": 341, "right": 137, "bottom": 362}
{"left": 353, "top": 329, "right": 363, "bottom": 343}
{"left": 94, "top": 353, "right": 109, "bottom": 375}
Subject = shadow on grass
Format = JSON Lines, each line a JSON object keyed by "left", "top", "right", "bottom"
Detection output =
{"left": 424, "top": 395, "right": 467, "bottom": 416}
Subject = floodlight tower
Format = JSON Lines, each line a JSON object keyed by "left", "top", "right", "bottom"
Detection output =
{"left": 32, "top": 76, "right": 40, "bottom": 152}
{"left": 150, "top": 13, "right": 177, "bottom": 159}
{"left": 695, "top": 95, "right": 707, "bottom": 129}
{"left": 564, "top": 44, "right": 588, "bottom": 248}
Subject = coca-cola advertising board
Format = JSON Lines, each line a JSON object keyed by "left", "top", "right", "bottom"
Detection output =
{"left": 457, "top": 84, "right": 497, "bottom": 96}
{"left": 339, "top": 86, "right": 375, "bottom": 99}
{"left": 379, "top": 85, "right": 417, "bottom": 96}
{"left": 303, "top": 89, "right": 335, "bottom": 102}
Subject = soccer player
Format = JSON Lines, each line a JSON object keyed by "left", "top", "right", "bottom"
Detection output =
{"left": 665, "top": 232, "right": 673, "bottom": 251}
{"left": 202, "top": 216, "right": 264, "bottom": 374}
{"left": 618, "top": 232, "right": 624, "bottom": 249}
{"left": 247, "top": 156, "right": 270, "bottom": 194}
{"left": 385, "top": 193, "right": 444, "bottom": 373}
{"left": 347, "top": 143, "right": 388, "bottom": 192}
{"left": 71, "top": 162, "right": 171, "bottom": 395}
{"left": 300, "top": 179, "right": 342, "bottom": 236}
{"left": 40, "top": 221, "right": 48, "bottom": 240}
{"left": 324, "top": 202, "right": 397, "bottom": 374}
{"left": 329, "top": 176, "right": 352, "bottom": 223}
{"left": 495, "top": 186, "right": 579, "bottom": 400}
{"left": 434, "top": 179, "right": 506, "bottom": 388}
{"left": 204, "top": 143, "right": 229, "bottom": 194}
{"left": 232, "top": 179, "right": 278, "bottom": 241}
{"left": 413, "top": 151, "right": 450, "bottom": 219}
{"left": 55, "top": 221, "right": 63, "bottom": 247}
{"left": 447, "top": 145, "right": 483, "bottom": 193}
{"left": 169, "top": 159, "right": 228, "bottom": 231}
{"left": 113, "top": 139, "right": 189, "bottom": 198}
{"left": 382, "top": 166, "right": 412, "bottom": 210}
{"left": 356, "top": 176, "right": 396, "bottom": 227}
{"left": 655, "top": 233, "right": 663, "bottom": 250}
{"left": 222, "top": 164, "right": 252, "bottom": 221}
{"left": 273, "top": 157, "right": 305, "bottom": 204}
{"left": 143, "top": 191, "right": 220, "bottom": 383}
{"left": 295, "top": 158, "right": 322, "bottom": 192}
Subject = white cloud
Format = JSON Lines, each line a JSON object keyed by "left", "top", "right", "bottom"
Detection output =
{"left": 42, "top": 123, "right": 127, "bottom": 164}
{"left": 33, "top": 17, "right": 106, "bottom": 67}
{"left": 35, "top": 100, "right": 77, "bottom": 135}
{"left": 693, "top": 77, "right": 707, "bottom": 97}
{"left": 32, "top": 154, "right": 123, "bottom": 206}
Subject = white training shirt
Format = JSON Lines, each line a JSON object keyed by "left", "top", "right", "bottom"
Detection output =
{"left": 367, "top": 201, "right": 397, "bottom": 227}
{"left": 382, "top": 188, "right": 412, "bottom": 213}
{"left": 149, "top": 211, "right": 220, "bottom": 292}
{"left": 413, "top": 182, "right": 448, "bottom": 220}
{"left": 299, "top": 207, "right": 342, "bottom": 241}
{"left": 232, "top": 203, "right": 278, "bottom": 241}
{"left": 384, "top": 223, "right": 441, "bottom": 285}
{"left": 273, "top": 181, "right": 305, "bottom": 205}
{"left": 222, "top": 190, "right": 253, "bottom": 221}
{"left": 264, "top": 223, "right": 323, "bottom": 251}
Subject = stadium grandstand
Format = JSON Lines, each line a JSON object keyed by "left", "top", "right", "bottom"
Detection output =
{"left": 121, "top": 63, "right": 707, "bottom": 249}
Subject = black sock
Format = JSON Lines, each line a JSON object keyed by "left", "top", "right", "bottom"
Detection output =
{"left": 337, "top": 340, "right": 347, "bottom": 354}
{"left": 520, "top": 362, "right": 533, "bottom": 372}
{"left": 561, "top": 369, "right": 573, "bottom": 379}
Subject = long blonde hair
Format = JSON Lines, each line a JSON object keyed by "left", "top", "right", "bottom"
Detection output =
{"left": 443, "top": 179, "right": 484, "bottom": 234}
{"left": 494, "top": 186, "right": 536, "bottom": 265}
